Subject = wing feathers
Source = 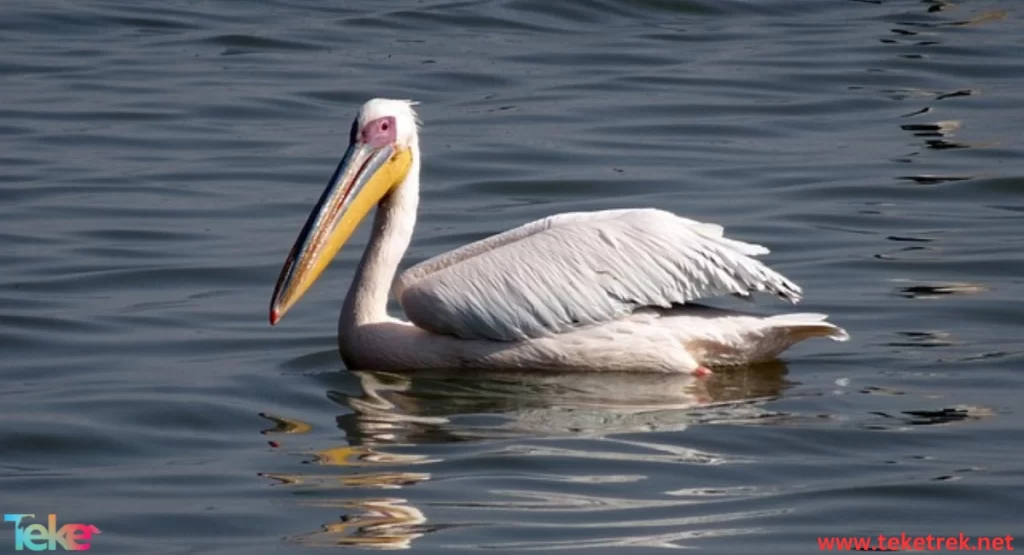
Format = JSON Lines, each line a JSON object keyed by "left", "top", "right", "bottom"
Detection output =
{"left": 395, "top": 209, "right": 801, "bottom": 341}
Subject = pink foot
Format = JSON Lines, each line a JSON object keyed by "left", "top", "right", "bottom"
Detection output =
{"left": 694, "top": 366, "right": 712, "bottom": 378}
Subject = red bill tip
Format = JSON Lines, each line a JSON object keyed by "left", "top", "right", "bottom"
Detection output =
{"left": 269, "top": 308, "right": 280, "bottom": 326}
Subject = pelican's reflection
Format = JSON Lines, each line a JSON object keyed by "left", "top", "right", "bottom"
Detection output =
{"left": 332, "top": 364, "right": 790, "bottom": 445}
{"left": 282, "top": 365, "right": 788, "bottom": 549}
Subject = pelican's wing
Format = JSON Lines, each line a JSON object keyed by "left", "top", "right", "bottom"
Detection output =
{"left": 394, "top": 209, "right": 801, "bottom": 341}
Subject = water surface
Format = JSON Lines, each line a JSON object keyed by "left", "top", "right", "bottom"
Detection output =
{"left": 2, "top": 0, "right": 1022, "bottom": 552}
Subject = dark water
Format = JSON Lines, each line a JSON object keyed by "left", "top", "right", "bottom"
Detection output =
{"left": 2, "top": 0, "right": 1022, "bottom": 552}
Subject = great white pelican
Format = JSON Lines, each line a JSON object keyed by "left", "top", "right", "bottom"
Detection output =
{"left": 270, "top": 98, "right": 848, "bottom": 374}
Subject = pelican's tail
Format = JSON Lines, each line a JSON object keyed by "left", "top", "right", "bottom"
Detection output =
{"left": 765, "top": 312, "right": 850, "bottom": 343}
{"left": 666, "top": 307, "right": 848, "bottom": 367}
{"left": 729, "top": 312, "right": 848, "bottom": 365}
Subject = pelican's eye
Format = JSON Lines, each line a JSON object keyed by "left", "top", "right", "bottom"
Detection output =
{"left": 360, "top": 116, "right": 397, "bottom": 147}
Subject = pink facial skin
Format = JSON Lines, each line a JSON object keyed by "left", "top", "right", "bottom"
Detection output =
{"left": 360, "top": 116, "right": 396, "bottom": 147}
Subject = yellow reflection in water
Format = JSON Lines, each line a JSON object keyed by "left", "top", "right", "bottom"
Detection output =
{"left": 289, "top": 498, "right": 427, "bottom": 550}
{"left": 258, "top": 412, "right": 313, "bottom": 435}
{"left": 313, "top": 445, "right": 435, "bottom": 467}
{"left": 260, "top": 470, "right": 430, "bottom": 489}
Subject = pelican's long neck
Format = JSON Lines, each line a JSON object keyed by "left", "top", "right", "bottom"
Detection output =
{"left": 341, "top": 144, "right": 421, "bottom": 328}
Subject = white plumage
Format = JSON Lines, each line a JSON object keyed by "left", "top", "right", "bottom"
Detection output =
{"left": 395, "top": 208, "right": 801, "bottom": 341}
{"left": 270, "top": 99, "right": 848, "bottom": 374}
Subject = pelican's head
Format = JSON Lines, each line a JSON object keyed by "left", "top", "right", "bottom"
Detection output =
{"left": 269, "top": 98, "right": 419, "bottom": 324}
